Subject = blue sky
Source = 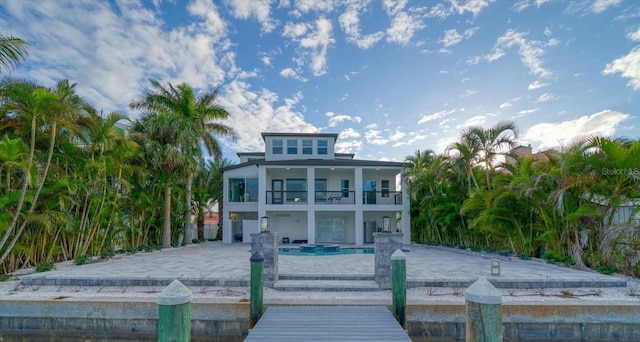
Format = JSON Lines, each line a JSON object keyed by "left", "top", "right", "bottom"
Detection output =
{"left": 1, "top": 0, "right": 639, "bottom": 163}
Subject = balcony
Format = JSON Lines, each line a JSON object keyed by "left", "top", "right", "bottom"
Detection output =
{"left": 362, "top": 191, "right": 402, "bottom": 205}
{"left": 264, "top": 190, "right": 401, "bottom": 205}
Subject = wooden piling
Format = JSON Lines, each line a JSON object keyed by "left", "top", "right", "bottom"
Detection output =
{"left": 250, "top": 250, "right": 264, "bottom": 328}
{"left": 157, "top": 279, "right": 192, "bottom": 342}
{"left": 391, "top": 249, "right": 406, "bottom": 329}
{"left": 464, "top": 277, "right": 503, "bottom": 342}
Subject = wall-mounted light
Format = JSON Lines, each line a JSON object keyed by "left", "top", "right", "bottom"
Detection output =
{"left": 260, "top": 216, "right": 269, "bottom": 232}
{"left": 382, "top": 215, "right": 391, "bottom": 232}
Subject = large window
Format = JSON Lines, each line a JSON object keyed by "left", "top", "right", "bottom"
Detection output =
{"left": 229, "top": 178, "right": 258, "bottom": 202}
{"left": 286, "top": 179, "right": 306, "bottom": 202}
{"left": 302, "top": 139, "right": 313, "bottom": 154}
{"left": 317, "top": 140, "right": 328, "bottom": 155}
{"left": 287, "top": 139, "right": 298, "bottom": 154}
{"left": 272, "top": 139, "right": 283, "bottom": 154}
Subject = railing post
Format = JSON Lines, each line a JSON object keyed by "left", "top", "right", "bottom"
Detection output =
{"left": 157, "top": 279, "right": 192, "bottom": 342}
{"left": 250, "top": 250, "right": 264, "bottom": 328}
{"left": 464, "top": 277, "right": 503, "bottom": 342}
{"left": 391, "top": 249, "right": 406, "bottom": 329}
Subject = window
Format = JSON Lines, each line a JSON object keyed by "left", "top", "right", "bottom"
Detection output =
{"left": 302, "top": 139, "right": 313, "bottom": 154}
{"left": 229, "top": 178, "right": 258, "bottom": 202}
{"left": 287, "top": 139, "right": 298, "bottom": 154}
{"left": 272, "top": 139, "right": 283, "bottom": 154}
{"left": 315, "top": 179, "right": 327, "bottom": 202}
{"left": 286, "top": 179, "right": 306, "bottom": 202}
{"left": 317, "top": 140, "right": 328, "bottom": 155}
{"left": 341, "top": 179, "right": 349, "bottom": 198}
{"left": 381, "top": 180, "right": 390, "bottom": 198}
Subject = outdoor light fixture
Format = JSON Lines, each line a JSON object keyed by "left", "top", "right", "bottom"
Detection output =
{"left": 260, "top": 216, "right": 269, "bottom": 232}
{"left": 382, "top": 215, "right": 391, "bottom": 232}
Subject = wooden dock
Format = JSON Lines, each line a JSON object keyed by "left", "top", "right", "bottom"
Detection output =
{"left": 244, "top": 305, "right": 411, "bottom": 341}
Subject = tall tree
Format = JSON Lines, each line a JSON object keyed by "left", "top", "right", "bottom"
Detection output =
{"left": 0, "top": 34, "right": 30, "bottom": 73}
{"left": 130, "top": 80, "right": 235, "bottom": 245}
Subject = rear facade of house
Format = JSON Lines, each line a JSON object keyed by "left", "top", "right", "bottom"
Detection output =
{"left": 221, "top": 132, "right": 410, "bottom": 245}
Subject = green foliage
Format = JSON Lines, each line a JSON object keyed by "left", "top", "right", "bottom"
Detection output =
{"left": 35, "top": 261, "right": 54, "bottom": 273}
{"left": 73, "top": 254, "right": 91, "bottom": 265}
{"left": 595, "top": 265, "right": 620, "bottom": 275}
{"left": 191, "top": 238, "right": 200, "bottom": 244}
{"left": 100, "top": 250, "right": 114, "bottom": 259}
{"left": 0, "top": 273, "right": 12, "bottom": 281}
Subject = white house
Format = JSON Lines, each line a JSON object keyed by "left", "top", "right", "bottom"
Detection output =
{"left": 221, "top": 132, "right": 411, "bottom": 245}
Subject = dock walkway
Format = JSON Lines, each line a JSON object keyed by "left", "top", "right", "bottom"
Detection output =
{"left": 244, "top": 305, "right": 411, "bottom": 341}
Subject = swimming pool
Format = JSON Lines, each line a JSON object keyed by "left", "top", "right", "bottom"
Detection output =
{"left": 279, "top": 247, "right": 374, "bottom": 256}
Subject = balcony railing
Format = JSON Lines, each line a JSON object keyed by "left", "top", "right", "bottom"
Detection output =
{"left": 264, "top": 190, "right": 401, "bottom": 205}
{"left": 314, "top": 191, "right": 355, "bottom": 205}
{"left": 362, "top": 191, "right": 402, "bottom": 205}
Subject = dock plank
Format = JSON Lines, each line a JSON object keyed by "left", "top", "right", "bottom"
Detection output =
{"left": 244, "top": 306, "right": 410, "bottom": 341}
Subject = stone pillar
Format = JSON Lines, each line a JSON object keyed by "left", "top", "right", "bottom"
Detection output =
{"left": 157, "top": 279, "right": 192, "bottom": 342}
{"left": 250, "top": 231, "right": 278, "bottom": 288}
{"left": 374, "top": 232, "right": 403, "bottom": 289}
{"left": 464, "top": 277, "right": 503, "bottom": 342}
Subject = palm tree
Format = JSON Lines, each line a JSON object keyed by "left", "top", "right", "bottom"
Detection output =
{"left": 0, "top": 79, "right": 88, "bottom": 265}
{"left": 0, "top": 34, "right": 30, "bottom": 73}
{"left": 130, "top": 80, "right": 235, "bottom": 245}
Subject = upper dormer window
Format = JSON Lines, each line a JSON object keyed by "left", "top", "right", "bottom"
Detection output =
{"left": 318, "top": 140, "right": 328, "bottom": 155}
{"left": 302, "top": 139, "right": 313, "bottom": 155}
{"left": 273, "top": 139, "right": 283, "bottom": 154}
{"left": 287, "top": 139, "right": 298, "bottom": 154}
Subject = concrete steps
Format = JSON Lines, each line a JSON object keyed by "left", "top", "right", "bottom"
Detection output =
{"left": 275, "top": 274, "right": 379, "bottom": 291}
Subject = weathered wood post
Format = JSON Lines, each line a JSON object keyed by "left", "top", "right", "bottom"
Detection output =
{"left": 250, "top": 250, "right": 264, "bottom": 328}
{"left": 464, "top": 277, "right": 503, "bottom": 342}
{"left": 158, "top": 279, "right": 192, "bottom": 342}
{"left": 391, "top": 249, "right": 406, "bottom": 329}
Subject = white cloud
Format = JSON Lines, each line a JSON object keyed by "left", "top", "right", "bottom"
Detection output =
{"left": 492, "top": 29, "right": 553, "bottom": 77}
{"left": 283, "top": 18, "right": 335, "bottom": 76}
{"left": 2, "top": 1, "right": 230, "bottom": 116}
{"left": 515, "top": 108, "right": 539, "bottom": 117}
{"left": 592, "top": 0, "right": 622, "bottom": 14}
{"left": 628, "top": 28, "right": 640, "bottom": 42}
{"left": 291, "top": 0, "right": 338, "bottom": 14}
{"left": 458, "top": 115, "right": 486, "bottom": 128}
{"left": 602, "top": 46, "right": 640, "bottom": 90}
{"left": 339, "top": 1, "right": 384, "bottom": 49}
{"left": 392, "top": 132, "right": 427, "bottom": 147}
{"left": 326, "top": 112, "right": 363, "bottom": 127}
{"left": 440, "top": 27, "right": 480, "bottom": 49}
{"left": 283, "top": 22, "right": 309, "bottom": 38}
{"left": 418, "top": 109, "right": 456, "bottom": 124}
{"left": 224, "top": 0, "right": 275, "bottom": 33}
{"left": 279, "top": 67, "right": 307, "bottom": 81}
{"left": 339, "top": 127, "right": 361, "bottom": 139}
{"left": 524, "top": 110, "right": 630, "bottom": 150}
{"left": 535, "top": 92, "right": 557, "bottom": 102}
{"left": 217, "top": 81, "right": 318, "bottom": 153}
{"left": 449, "top": 0, "right": 494, "bottom": 16}
{"left": 460, "top": 90, "right": 477, "bottom": 98}
{"left": 386, "top": 11, "right": 425, "bottom": 46}
{"left": 389, "top": 130, "right": 406, "bottom": 141}
{"left": 364, "top": 129, "right": 389, "bottom": 145}
{"left": 528, "top": 80, "right": 548, "bottom": 90}
{"left": 500, "top": 97, "right": 521, "bottom": 108}
{"left": 382, "top": 0, "right": 409, "bottom": 16}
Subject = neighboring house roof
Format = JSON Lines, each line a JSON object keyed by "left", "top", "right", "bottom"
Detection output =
{"left": 222, "top": 158, "right": 404, "bottom": 172}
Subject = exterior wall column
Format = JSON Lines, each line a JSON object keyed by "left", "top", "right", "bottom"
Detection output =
{"left": 307, "top": 210, "right": 315, "bottom": 244}
{"left": 222, "top": 209, "right": 232, "bottom": 244}
{"left": 354, "top": 167, "right": 364, "bottom": 245}
{"left": 307, "top": 166, "right": 316, "bottom": 244}
{"left": 401, "top": 177, "right": 411, "bottom": 245}
{"left": 258, "top": 165, "right": 267, "bottom": 218}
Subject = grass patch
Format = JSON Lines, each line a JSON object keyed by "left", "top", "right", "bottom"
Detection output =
{"left": 74, "top": 254, "right": 91, "bottom": 265}
{"left": 36, "top": 261, "right": 54, "bottom": 273}
{"left": 595, "top": 265, "right": 620, "bottom": 275}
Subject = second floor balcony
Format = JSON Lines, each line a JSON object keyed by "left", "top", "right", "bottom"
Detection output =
{"left": 263, "top": 190, "right": 401, "bottom": 205}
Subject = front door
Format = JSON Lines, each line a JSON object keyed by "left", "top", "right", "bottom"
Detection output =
{"left": 272, "top": 179, "right": 283, "bottom": 204}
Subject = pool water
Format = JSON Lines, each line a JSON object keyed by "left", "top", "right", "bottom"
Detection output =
{"left": 279, "top": 247, "right": 375, "bottom": 256}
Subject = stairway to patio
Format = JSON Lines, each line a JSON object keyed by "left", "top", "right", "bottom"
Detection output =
{"left": 274, "top": 274, "right": 379, "bottom": 291}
